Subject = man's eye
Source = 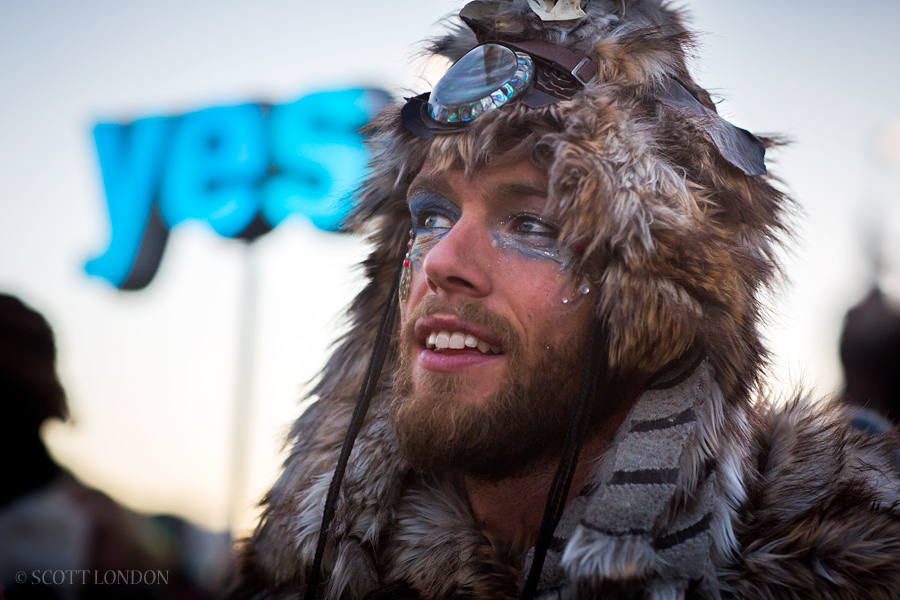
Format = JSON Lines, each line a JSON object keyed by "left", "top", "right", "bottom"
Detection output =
{"left": 423, "top": 213, "right": 453, "bottom": 229}
{"left": 408, "top": 191, "right": 461, "bottom": 233}
{"left": 514, "top": 216, "right": 558, "bottom": 238}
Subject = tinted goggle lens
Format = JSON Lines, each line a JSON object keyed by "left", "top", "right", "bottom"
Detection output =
{"left": 427, "top": 44, "right": 534, "bottom": 124}
{"left": 401, "top": 40, "right": 598, "bottom": 139}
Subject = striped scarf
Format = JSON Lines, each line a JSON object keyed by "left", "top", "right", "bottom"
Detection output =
{"left": 525, "top": 359, "right": 721, "bottom": 599}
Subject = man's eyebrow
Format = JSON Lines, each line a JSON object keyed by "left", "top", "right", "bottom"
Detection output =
{"left": 490, "top": 182, "right": 549, "bottom": 202}
{"left": 406, "top": 173, "right": 453, "bottom": 203}
{"left": 406, "top": 175, "right": 549, "bottom": 207}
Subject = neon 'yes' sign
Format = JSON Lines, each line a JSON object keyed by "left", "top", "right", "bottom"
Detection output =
{"left": 86, "top": 88, "right": 389, "bottom": 290}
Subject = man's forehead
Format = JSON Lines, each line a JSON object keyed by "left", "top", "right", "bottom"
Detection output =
{"left": 407, "top": 160, "right": 551, "bottom": 208}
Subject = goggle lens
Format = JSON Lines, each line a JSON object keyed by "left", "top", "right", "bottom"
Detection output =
{"left": 428, "top": 44, "right": 534, "bottom": 124}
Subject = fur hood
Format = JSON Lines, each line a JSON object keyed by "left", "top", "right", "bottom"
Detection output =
{"left": 229, "top": 1, "right": 900, "bottom": 598}
{"left": 308, "top": 0, "right": 790, "bottom": 415}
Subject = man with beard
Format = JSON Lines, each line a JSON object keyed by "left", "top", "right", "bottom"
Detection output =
{"left": 231, "top": 1, "right": 900, "bottom": 599}
{"left": 390, "top": 162, "right": 639, "bottom": 543}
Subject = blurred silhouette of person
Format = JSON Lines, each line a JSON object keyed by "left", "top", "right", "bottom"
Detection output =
{"left": 0, "top": 293, "right": 230, "bottom": 599}
{"left": 840, "top": 286, "right": 900, "bottom": 435}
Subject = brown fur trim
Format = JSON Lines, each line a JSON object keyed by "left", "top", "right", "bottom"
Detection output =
{"left": 723, "top": 397, "right": 900, "bottom": 599}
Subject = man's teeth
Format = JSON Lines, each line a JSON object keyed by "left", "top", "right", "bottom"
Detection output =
{"left": 426, "top": 331, "right": 501, "bottom": 354}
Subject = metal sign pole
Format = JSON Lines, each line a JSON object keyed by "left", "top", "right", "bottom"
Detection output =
{"left": 227, "top": 240, "right": 259, "bottom": 535}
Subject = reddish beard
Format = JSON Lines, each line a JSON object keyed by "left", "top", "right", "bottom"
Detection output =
{"left": 392, "top": 296, "right": 590, "bottom": 481}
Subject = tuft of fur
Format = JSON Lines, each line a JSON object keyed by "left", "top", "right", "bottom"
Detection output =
{"left": 562, "top": 531, "right": 658, "bottom": 582}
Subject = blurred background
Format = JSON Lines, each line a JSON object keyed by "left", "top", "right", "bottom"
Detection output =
{"left": 1, "top": 0, "right": 898, "bottom": 568}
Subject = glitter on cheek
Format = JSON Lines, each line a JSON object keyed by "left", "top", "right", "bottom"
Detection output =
{"left": 487, "top": 228, "right": 593, "bottom": 309}
{"left": 408, "top": 231, "right": 445, "bottom": 271}
{"left": 489, "top": 229, "right": 571, "bottom": 267}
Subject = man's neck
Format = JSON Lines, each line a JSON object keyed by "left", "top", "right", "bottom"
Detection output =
{"left": 462, "top": 403, "right": 632, "bottom": 545}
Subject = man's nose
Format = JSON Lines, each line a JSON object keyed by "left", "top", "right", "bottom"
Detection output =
{"left": 421, "top": 218, "right": 492, "bottom": 298}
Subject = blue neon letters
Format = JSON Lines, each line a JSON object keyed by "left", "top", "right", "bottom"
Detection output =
{"left": 86, "top": 88, "right": 389, "bottom": 290}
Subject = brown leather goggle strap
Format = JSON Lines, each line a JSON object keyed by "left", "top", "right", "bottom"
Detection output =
{"left": 499, "top": 39, "right": 598, "bottom": 86}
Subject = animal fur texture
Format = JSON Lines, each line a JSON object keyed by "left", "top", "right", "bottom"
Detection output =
{"left": 230, "top": 1, "right": 900, "bottom": 598}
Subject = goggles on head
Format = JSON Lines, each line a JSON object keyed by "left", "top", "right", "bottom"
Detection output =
{"left": 400, "top": 39, "right": 768, "bottom": 177}
{"left": 402, "top": 40, "right": 599, "bottom": 139}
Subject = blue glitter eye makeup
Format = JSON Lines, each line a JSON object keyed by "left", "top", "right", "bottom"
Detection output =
{"left": 408, "top": 191, "right": 461, "bottom": 234}
{"left": 491, "top": 212, "right": 567, "bottom": 264}
{"left": 406, "top": 189, "right": 571, "bottom": 267}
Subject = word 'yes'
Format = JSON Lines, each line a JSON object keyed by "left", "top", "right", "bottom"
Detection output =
{"left": 86, "top": 88, "right": 389, "bottom": 290}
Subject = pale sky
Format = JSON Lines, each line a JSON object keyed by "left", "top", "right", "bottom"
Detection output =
{"left": 1, "top": 0, "right": 898, "bottom": 536}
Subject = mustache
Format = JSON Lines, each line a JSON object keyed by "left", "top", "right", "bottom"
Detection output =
{"left": 401, "top": 296, "right": 522, "bottom": 359}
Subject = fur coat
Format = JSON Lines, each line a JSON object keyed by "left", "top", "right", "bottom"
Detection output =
{"left": 231, "top": 1, "right": 900, "bottom": 598}
{"left": 232, "top": 357, "right": 900, "bottom": 600}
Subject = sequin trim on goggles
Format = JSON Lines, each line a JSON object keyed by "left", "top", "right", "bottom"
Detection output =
{"left": 402, "top": 40, "right": 599, "bottom": 139}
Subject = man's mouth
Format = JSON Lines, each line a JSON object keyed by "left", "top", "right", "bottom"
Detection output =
{"left": 425, "top": 330, "right": 502, "bottom": 355}
{"left": 413, "top": 315, "right": 506, "bottom": 368}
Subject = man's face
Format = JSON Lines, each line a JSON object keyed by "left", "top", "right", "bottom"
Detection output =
{"left": 393, "top": 160, "right": 595, "bottom": 480}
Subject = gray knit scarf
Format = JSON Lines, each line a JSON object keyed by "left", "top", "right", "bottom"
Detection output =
{"left": 526, "top": 359, "right": 721, "bottom": 599}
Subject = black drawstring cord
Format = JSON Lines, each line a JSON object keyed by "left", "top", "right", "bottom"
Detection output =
{"left": 304, "top": 260, "right": 403, "bottom": 600}
{"left": 521, "top": 320, "right": 602, "bottom": 599}
{"left": 303, "top": 251, "right": 598, "bottom": 599}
